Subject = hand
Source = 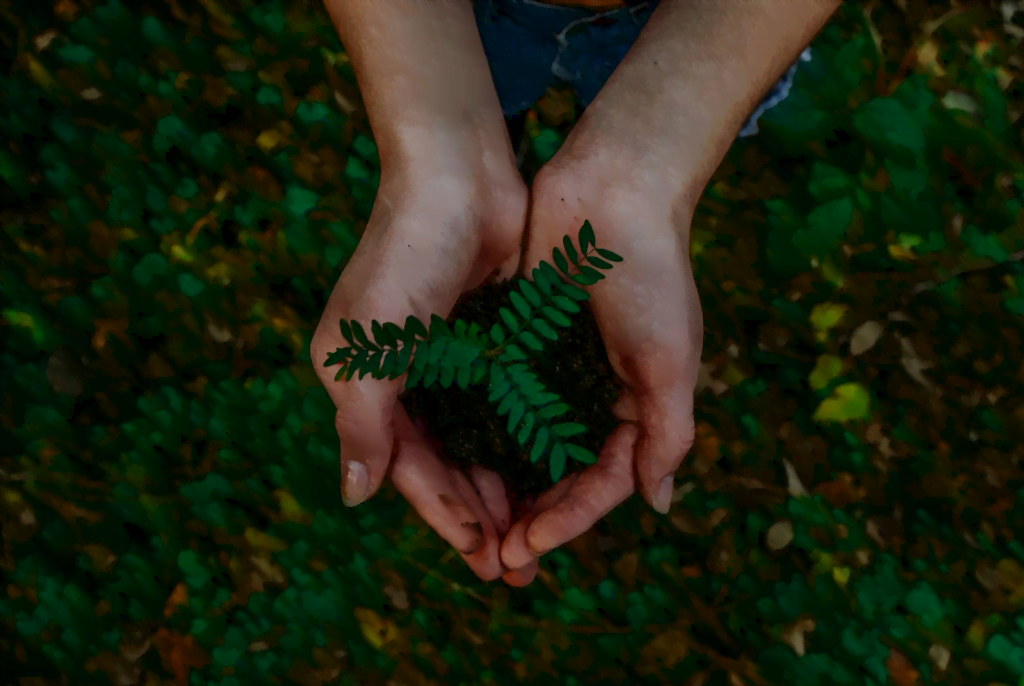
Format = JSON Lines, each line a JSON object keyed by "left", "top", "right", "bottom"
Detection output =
{"left": 498, "top": 140, "right": 705, "bottom": 583}
{"left": 310, "top": 163, "right": 528, "bottom": 582}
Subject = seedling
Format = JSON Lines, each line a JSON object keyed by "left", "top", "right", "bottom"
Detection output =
{"left": 324, "top": 220, "right": 623, "bottom": 483}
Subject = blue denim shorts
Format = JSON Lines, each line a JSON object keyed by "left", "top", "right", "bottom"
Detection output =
{"left": 473, "top": 0, "right": 812, "bottom": 137}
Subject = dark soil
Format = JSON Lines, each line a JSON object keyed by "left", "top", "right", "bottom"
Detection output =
{"left": 400, "top": 280, "right": 622, "bottom": 501}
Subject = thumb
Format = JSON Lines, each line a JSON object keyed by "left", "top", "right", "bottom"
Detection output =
{"left": 634, "top": 383, "right": 696, "bottom": 514}
{"left": 332, "top": 376, "right": 404, "bottom": 507}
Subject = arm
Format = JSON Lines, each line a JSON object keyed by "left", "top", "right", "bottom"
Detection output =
{"left": 500, "top": 0, "right": 842, "bottom": 575}
{"left": 322, "top": 0, "right": 519, "bottom": 185}
{"left": 564, "top": 0, "right": 841, "bottom": 204}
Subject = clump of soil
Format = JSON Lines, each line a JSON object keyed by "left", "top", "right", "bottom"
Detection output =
{"left": 400, "top": 280, "right": 622, "bottom": 500}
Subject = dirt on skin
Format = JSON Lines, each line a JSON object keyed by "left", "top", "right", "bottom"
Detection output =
{"left": 400, "top": 279, "right": 622, "bottom": 501}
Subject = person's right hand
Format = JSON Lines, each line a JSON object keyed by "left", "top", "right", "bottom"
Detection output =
{"left": 310, "top": 161, "right": 528, "bottom": 582}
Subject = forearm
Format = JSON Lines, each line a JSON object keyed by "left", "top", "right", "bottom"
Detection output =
{"left": 568, "top": 0, "right": 841, "bottom": 204}
{"left": 323, "top": 0, "right": 514, "bottom": 181}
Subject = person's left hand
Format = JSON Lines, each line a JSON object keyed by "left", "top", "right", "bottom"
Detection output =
{"left": 497, "top": 125, "right": 706, "bottom": 586}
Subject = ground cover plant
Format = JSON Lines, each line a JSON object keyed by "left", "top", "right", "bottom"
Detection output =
{"left": 2, "top": 1, "right": 1024, "bottom": 685}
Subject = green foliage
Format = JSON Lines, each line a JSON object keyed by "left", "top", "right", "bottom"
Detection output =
{"left": 325, "top": 222, "right": 616, "bottom": 482}
{"left": 2, "top": 2, "right": 1024, "bottom": 686}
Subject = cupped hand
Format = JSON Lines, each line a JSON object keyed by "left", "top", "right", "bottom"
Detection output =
{"left": 498, "top": 148, "right": 705, "bottom": 583}
{"left": 310, "top": 164, "right": 528, "bottom": 582}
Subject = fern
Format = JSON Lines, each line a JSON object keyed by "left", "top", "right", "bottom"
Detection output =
{"left": 324, "top": 220, "right": 623, "bottom": 483}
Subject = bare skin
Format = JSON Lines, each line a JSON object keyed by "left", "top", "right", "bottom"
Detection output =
{"left": 313, "top": 0, "right": 841, "bottom": 587}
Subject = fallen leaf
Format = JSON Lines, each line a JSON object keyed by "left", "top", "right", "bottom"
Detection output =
{"left": 766, "top": 521, "right": 794, "bottom": 551}
{"left": 813, "top": 383, "right": 871, "bottom": 423}
{"left": 783, "top": 618, "right": 816, "bottom": 656}
{"left": 886, "top": 647, "right": 919, "bottom": 686}
{"left": 850, "top": 320, "right": 884, "bottom": 356}
{"left": 929, "top": 644, "right": 951, "bottom": 671}
{"left": 151, "top": 629, "right": 210, "bottom": 686}
{"left": 354, "top": 607, "right": 400, "bottom": 650}
{"left": 783, "top": 459, "right": 809, "bottom": 496}
{"left": 164, "top": 582, "right": 189, "bottom": 618}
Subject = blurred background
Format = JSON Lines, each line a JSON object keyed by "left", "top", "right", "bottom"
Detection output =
{"left": 2, "top": 1, "right": 1024, "bottom": 685}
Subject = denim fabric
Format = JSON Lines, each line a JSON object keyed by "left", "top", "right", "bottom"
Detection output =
{"left": 472, "top": 0, "right": 812, "bottom": 138}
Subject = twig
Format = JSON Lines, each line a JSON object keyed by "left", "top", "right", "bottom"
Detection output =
{"left": 898, "top": 249, "right": 1024, "bottom": 306}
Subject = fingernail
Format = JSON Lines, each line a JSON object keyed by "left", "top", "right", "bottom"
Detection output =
{"left": 459, "top": 521, "right": 485, "bottom": 556}
{"left": 341, "top": 460, "right": 370, "bottom": 507}
{"left": 653, "top": 475, "right": 674, "bottom": 514}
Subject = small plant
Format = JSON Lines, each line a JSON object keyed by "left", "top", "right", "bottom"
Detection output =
{"left": 324, "top": 220, "right": 623, "bottom": 483}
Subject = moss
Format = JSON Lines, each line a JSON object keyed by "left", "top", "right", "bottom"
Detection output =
{"left": 401, "top": 279, "right": 621, "bottom": 500}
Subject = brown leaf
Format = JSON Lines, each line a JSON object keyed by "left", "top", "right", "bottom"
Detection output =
{"left": 151, "top": 629, "right": 210, "bottom": 686}
{"left": 766, "top": 521, "right": 793, "bottom": 551}
{"left": 886, "top": 647, "right": 919, "bottom": 686}
{"left": 849, "top": 320, "right": 884, "bottom": 356}
{"left": 164, "top": 582, "right": 189, "bottom": 618}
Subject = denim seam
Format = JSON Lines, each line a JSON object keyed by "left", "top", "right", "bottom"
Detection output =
{"left": 550, "top": 3, "right": 646, "bottom": 82}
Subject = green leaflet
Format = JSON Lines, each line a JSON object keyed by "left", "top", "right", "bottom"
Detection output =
{"left": 499, "top": 307, "right": 519, "bottom": 333}
{"left": 549, "top": 443, "right": 567, "bottom": 482}
{"left": 579, "top": 220, "right": 595, "bottom": 253}
{"left": 518, "top": 331, "right": 544, "bottom": 352}
{"left": 531, "top": 426, "right": 550, "bottom": 463}
{"left": 490, "top": 322, "right": 506, "bottom": 344}
{"left": 531, "top": 317, "right": 558, "bottom": 341}
{"left": 519, "top": 279, "right": 542, "bottom": 308}
{"left": 509, "top": 290, "right": 531, "bottom": 320}
{"left": 563, "top": 235, "right": 578, "bottom": 266}
{"left": 566, "top": 444, "right": 597, "bottom": 464}
{"left": 507, "top": 401, "right": 525, "bottom": 434}
{"left": 517, "top": 413, "right": 535, "bottom": 446}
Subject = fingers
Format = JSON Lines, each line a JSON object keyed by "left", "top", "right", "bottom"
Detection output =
{"left": 525, "top": 422, "right": 639, "bottom": 556}
{"left": 449, "top": 468, "right": 507, "bottom": 581}
{"left": 468, "top": 465, "right": 511, "bottom": 537}
{"left": 502, "top": 558, "right": 538, "bottom": 587}
{"left": 500, "top": 472, "right": 580, "bottom": 571}
{"left": 391, "top": 406, "right": 504, "bottom": 576}
{"left": 633, "top": 384, "right": 696, "bottom": 514}
{"left": 333, "top": 379, "right": 403, "bottom": 507}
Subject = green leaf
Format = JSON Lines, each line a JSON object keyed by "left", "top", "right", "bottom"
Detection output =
{"left": 439, "top": 357, "right": 456, "bottom": 389}
{"left": 807, "top": 162, "right": 851, "bottom": 202}
{"left": 531, "top": 426, "right": 549, "bottom": 463}
{"left": 558, "top": 281, "right": 590, "bottom": 301}
{"left": 531, "top": 318, "right": 559, "bottom": 341}
{"left": 539, "top": 403, "right": 571, "bottom": 419}
{"left": 428, "top": 339, "right": 446, "bottom": 366}
{"left": 579, "top": 220, "right": 595, "bottom": 253}
{"left": 496, "top": 391, "right": 517, "bottom": 416}
{"left": 578, "top": 265, "right": 604, "bottom": 281}
{"left": 456, "top": 358, "right": 471, "bottom": 389}
{"left": 518, "top": 331, "right": 544, "bottom": 352}
{"left": 471, "top": 361, "right": 487, "bottom": 384}
{"left": 509, "top": 291, "right": 531, "bottom": 320}
{"left": 566, "top": 444, "right": 597, "bottom": 464}
{"left": 178, "top": 273, "right": 205, "bottom": 297}
{"left": 586, "top": 255, "right": 613, "bottom": 270}
{"left": 380, "top": 349, "right": 398, "bottom": 378}
{"left": 490, "top": 322, "right": 506, "bottom": 345}
{"left": 553, "top": 247, "right": 570, "bottom": 276}
{"left": 516, "top": 413, "right": 535, "bottom": 446}
{"left": 532, "top": 267, "right": 553, "bottom": 295}
{"left": 549, "top": 443, "right": 566, "bottom": 482}
{"left": 519, "top": 279, "right": 542, "bottom": 308}
{"left": 423, "top": 359, "right": 440, "bottom": 388}
{"left": 541, "top": 306, "right": 572, "bottom": 328}
{"left": 852, "top": 97, "right": 926, "bottom": 157}
{"left": 793, "top": 196, "right": 853, "bottom": 258}
{"left": 384, "top": 322, "right": 405, "bottom": 345}
{"left": 346, "top": 350, "right": 367, "bottom": 381}
{"left": 501, "top": 344, "right": 528, "bottom": 361}
{"left": 507, "top": 401, "right": 525, "bottom": 434}
{"left": 563, "top": 235, "right": 578, "bottom": 266}
{"left": 351, "top": 321, "right": 375, "bottom": 350}
{"left": 362, "top": 351, "right": 382, "bottom": 379}
{"left": 132, "top": 253, "right": 168, "bottom": 286}
{"left": 596, "top": 247, "right": 623, "bottom": 262}
{"left": 540, "top": 261, "right": 562, "bottom": 288}
{"left": 531, "top": 391, "right": 560, "bottom": 406}
{"left": 371, "top": 320, "right": 394, "bottom": 347}
{"left": 499, "top": 307, "right": 520, "bottom": 333}
{"left": 572, "top": 272, "right": 600, "bottom": 286}
{"left": 551, "top": 422, "right": 586, "bottom": 437}
{"left": 429, "top": 313, "right": 450, "bottom": 339}
{"left": 454, "top": 319, "right": 467, "bottom": 339}
{"left": 390, "top": 342, "right": 414, "bottom": 380}
{"left": 812, "top": 382, "right": 871, "bottom": 423}
{"left": 809, "top": 354, "right": 843, "bottom": 391}
{"left": 552, "top": 295, "right": 581, "bottom": 314}
{"left": 404, "top": 315, "right": 427, "bottom": 340}
{"left": 489, "top": 379, "right": 511, "bottom": 403}
{"left": 340, "top": 319, "right": 354, "bottom": 345}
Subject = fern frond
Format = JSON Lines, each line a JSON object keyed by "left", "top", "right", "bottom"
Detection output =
{"left": 486, "top": 360, "right": 597, "bottom": 482}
